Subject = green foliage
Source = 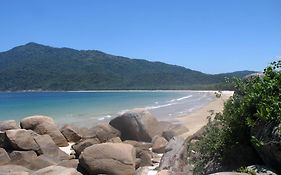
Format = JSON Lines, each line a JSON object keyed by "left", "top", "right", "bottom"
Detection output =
{"left": 0, "top": 42, "right": 255, "bottom": 91}
{"left": 193, "top": 61, "right": 281, "bottom": 174}
{"left": 238, "top": 166, "right": 256, "bottom": 175}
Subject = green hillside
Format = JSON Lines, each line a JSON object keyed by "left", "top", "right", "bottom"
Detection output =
{"left": 0, "top": 43, "right": 255, "bottom": 91}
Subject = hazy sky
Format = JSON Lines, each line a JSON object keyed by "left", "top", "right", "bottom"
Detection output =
{"left": 0, "top": 0, "right": 280, "bottom": 74}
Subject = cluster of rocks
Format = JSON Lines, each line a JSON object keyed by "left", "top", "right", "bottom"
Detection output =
{"left": 0, "top": 109, "right": 189, "bottom": 175}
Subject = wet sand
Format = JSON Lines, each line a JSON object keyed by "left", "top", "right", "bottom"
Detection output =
{"left": 176, "top": 91, "right": 234, "bottom": 138}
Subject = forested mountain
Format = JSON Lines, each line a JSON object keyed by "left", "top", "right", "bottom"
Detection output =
{"left": 0, "top": 43, "right": 255, "bottom": 91}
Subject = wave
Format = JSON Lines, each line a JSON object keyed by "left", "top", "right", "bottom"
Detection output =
{"left": 97, "top": 115, "right": 112, "bottom": 121}
{"left": 168, "top": 95, "right": 193, "bottom": 102}
{"left": 145, "top": 102, "right": 177, "bottom": 110}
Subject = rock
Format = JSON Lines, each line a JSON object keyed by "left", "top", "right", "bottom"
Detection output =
{"left": 159, "top": 122, "right": 188, "bottom": 139}
{"left": 57, "top": 159, "right": 79, "bottom": 169}
{"left": 162, "top": 130, "right": 176, "bottom": 141}
{"left": 109, "top": 109, "right": 162, "bottom": 142}
{"left": 5, "top": 129, "right": 39, "bottom": 151}
{"left": 123, "top": 140, "right": 152, "bottom": 150}
{"left": 0, "top": 164, "right": 33, "bottom": 175}
{"left": 203, "top": 144, "right": 262, "bottom": 174}
{"left": 134, "top": 166, "right": 151, "bottom": 175}
{"left": 152, "top": 152, "right": 162, "bottom": 163}
{"left": 156, "top": 170, "right": 189, "bottom": 175}
{"left": 60, "top": 125, "right": 82, "bottom": 142}
{"left": 0, "top": 131, "right": 9, "bottom": 148}
{"left": 210, "top": 173, "right": 248, "bottom": 175}
{"left": 28, "top": 155, "right": 57, "bottom": 170}
{"left": 79, "top": 127, "right": 97, "bottom": 139}
{"left": 72, "top": 138, "right": 100, "bottom": 157}
{"left": 20, "top": 115, "right": 68, "bottom": 146}
{"left": 135, "top": 158, "right": 142, "bottom": 169}
{"left": 251, "top": 121, "right": 281, "bottom": 173}
{"left": 159, "top": 137, "right": 191, "bottom": 172}
{"left": 107, "top": 137, "right": 122, "bottom": 143}
{"left": 9, "top": 150, "right": 37, "bottom": 166}
{"left": 152, "top": 136, "right": 168, "bottom": 153}
{"left": 0, "top": 148, "right": 11, "bottom": 165}
{"left": 9, "top": 151, "right": 56, "bottom": 171}
{"left": 79, "top": 143, "right": 136, "bottom": 175}
{"left": 137, "top": 150, "right": 153, "bottom": 167}
{"left": 32, "top": 165, "right": 82, "bottom": 175}
{"left": 247, "top": 165, "right": 278, "bottom": 175}
{"left": 0, "top": 120, "right": 19, "bottom": 131}
{"left": 91, "top": 123, "right": 121, "bottom": 142}
{"left": 34, "top": 134, "right": 69, "bottom": 161}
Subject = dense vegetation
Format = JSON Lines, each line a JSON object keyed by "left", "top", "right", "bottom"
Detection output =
{"left": 0, "top": 42, "right": 255, "bottom": 91}
{"left": 192, "top": 61, "right": 281, "bottom": 174}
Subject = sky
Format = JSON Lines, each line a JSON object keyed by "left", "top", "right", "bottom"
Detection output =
{"left": 0, "top": 0, "right": 280, "bottom": 74}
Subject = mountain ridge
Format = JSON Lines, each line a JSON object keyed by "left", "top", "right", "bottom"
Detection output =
{"left": 0, "top": 42, "right": 255, "bottom": 91}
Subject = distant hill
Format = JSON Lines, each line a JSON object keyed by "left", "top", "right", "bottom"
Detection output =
{"left": 0, "top": 43, "right": 255, "bottom": 91}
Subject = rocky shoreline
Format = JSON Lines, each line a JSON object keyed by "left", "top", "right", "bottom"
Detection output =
{"left": 0, "top": 108, "right": 190, "bottom": 175}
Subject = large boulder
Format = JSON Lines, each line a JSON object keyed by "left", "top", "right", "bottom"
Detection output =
{"left": 251, "top": 121, "right": 281, "bottom": 173}
{"left": 20, "top": 115, "right": 68, "bottom": 146}
{"left": 9, "top": 150, "right": 37, "bottom": 166}
{"left": 60, "top": 125, "right": 82, "bottom": 143}
{"left": 152, "top": 135, "right": 168, "bottom": 153}
{"left": 34, "top": 134, "right": 69, "bottom": 161}
{"left": 91, "top": 123, "right": 121, "bottom": 142}
{"left": 0, "top": 120, "right": 19, "bottom": 131}
{"left": 79, "top": 143, "right": 136, "bottom": 175}
{"left": 72, "top": 138, "right": 100, "bottom": 157}
{"left": 5, "top": 129, "right": 39, "bottom": 151}
{"left": 159, "top": 137, "right": 191, "bottom": 173}
{"left": 109, "top": 109, "right": 162, "bottom": 142}
{"left": 57, "top": 159, "right": 79, "bottom": 169}
{"left": 0, "top": 164, "right": 33, "bottom": 175}
{"left": 32, "top": 165, "right": 82, "bottom": 175}
{"left": 9, "top": 151, "right": 56, "bottom": 171}
{"left": 0, "top": 148, "right": 11, "bottom": 165}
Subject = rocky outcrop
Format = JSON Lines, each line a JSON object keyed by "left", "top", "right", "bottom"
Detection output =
{"left": 5, "top": 129, "right": 39, "bottom": 151}
{"left": 251, "top": 121, "right": 281, "bottom": 173}
{"left": 20, "top": 115, "right": 68, "bottom": 146}
{"left": 79, "top": 143, "right": 136, "bottom": 175}
{"left": 60, "top": 125, "right": 82, "bottom": 143}
{"left": 152, "top": 136, "right": 168, "bottom": 153}
{"left": 109, "top": 109, "right": 163, "bottom": 142}
{"left": 0, "top": 120, "right": 19, "bottom": 131}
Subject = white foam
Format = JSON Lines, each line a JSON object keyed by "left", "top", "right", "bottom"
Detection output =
{"left": 176, "top": 95, "right": 193, "bottom": 101}
{"left": 145, "top": 103, "right": 176, "bottom": 110}
{"left": 97, "top": 115, "right": 112, "bottom": 121}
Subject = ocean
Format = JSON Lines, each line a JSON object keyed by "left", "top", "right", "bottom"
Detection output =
{"left": 0, "top": 91, "right": 215, "bottom": 127}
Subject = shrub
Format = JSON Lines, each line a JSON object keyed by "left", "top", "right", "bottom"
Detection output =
{"left": 192, "top": 61, "right": 281, "bottom": 174}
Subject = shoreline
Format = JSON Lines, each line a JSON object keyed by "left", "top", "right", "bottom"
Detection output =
{"left": 175, "top": 91, "right": 234, "bottom": 138}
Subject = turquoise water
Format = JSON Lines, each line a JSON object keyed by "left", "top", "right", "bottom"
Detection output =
{"left": 0, "top": 91, "right": 215, "bottom": 127}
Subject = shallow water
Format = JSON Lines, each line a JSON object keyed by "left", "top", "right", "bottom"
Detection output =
{"left": 0, "top": 91, "right": 215, "bottom": 127}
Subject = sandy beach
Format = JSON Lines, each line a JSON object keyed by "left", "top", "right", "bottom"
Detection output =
{"left": 176, "top": 91, "right": 234, "bottom": 138}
